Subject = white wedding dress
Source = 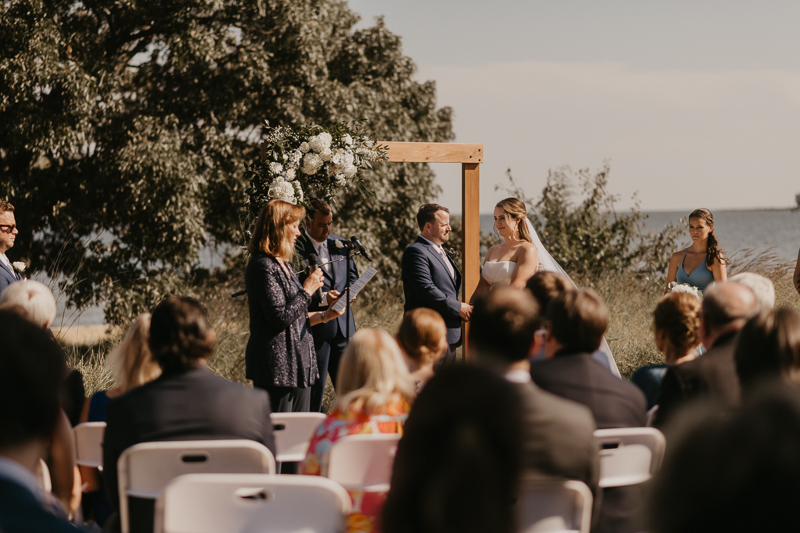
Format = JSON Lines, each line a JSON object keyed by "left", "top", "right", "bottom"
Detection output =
{"left": 487, "top": 219, "right": 621, "bottom": 378}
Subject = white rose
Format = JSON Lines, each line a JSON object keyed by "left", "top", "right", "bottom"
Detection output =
{"left": 269, "top": 162, "right": 283, "bottom": 175}
{"left": 332, "top": 150, "right": 345, "bottom": 166}
{"left": 12, "top": 261, "right": 26, "bottom": 273}
{"left": 318, "top": 132, "right": 332, "bottom": 149}
{"left": 301, "top": 153, "right": 324, "bottom": 175}
{"left": 308, "top": 134, "right": 325, "bottom": 153}
{"left": 285, "top": 168, "right": 296, "bottom": 181}
{"left": 343, "top": 134, "right": 353, "bottom": 146}
{"left": 343, "top": 152, "right": 354, "bottom": 167}
{"left": 299, "top": 142, "right": 310, "bottom": 153}
{"left": 319, "top": 147, "right": 332, "bottom": 162}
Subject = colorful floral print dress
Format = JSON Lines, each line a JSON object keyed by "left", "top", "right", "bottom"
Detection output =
{"left": 299, "top": 399, "right": 410, "bottom": 533}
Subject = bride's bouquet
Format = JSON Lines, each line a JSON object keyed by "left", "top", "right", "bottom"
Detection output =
{"left": 667, "top": 281, "right": 702, "bottom": 299}
{"left": 245, "top": 121, "right": 387, "bottom": 216}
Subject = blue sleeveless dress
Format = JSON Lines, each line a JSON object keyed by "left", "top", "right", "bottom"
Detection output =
{"left": 676, "top": 249, "right": 714, "bottom": 291}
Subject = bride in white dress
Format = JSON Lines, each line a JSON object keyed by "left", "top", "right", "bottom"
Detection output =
{"left": 473, "top": 198, "right": 539, "bottom": 294}
{"left": 472, "top": 197, "right": 621, "bottom": 377}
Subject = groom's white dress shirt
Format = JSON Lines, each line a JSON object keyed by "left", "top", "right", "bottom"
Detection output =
{"left": 418, "top": 236, "right": 455, "bottom": 279}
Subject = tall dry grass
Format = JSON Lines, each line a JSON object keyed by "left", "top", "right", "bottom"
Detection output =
{"left": 64, "top": 250, "right": 800, "bottom": 400}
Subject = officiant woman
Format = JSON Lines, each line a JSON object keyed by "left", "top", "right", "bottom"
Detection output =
{"left": 245, "top": 199, "right": 344, "bottom": 413}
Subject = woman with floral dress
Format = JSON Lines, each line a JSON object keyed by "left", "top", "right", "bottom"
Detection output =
{"left": 300, "top": 328, "right": 416, "bottom": 533}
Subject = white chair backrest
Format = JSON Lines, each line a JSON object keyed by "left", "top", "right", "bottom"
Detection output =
{"left": 36, "top": 459, "right": 52, "bottom": 492}
{"left": 270, "top": 412, "right": 326, "bottom": 463}
{"left": 327, "top": 433, "right": 401, "bottom": 492}
{"left": 154, "top": 473, "right": 351, "bottom": 533}
{"left": 117, "top": 440, "right": 276, "bottom": 533}
{"left": 74, "top": 422, "right": 107, "bottom": 468}
{"left": 517, "top": 479, "right": 593, "bottom": 533}
{"left": 594, "top": 427, "right": 666, "bottom": 488}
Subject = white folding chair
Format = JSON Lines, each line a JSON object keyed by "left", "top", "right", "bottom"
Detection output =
{"left": 594, "top": 427, "right": 666, "bottom": 488}
{"left": 270, "top": 412, "right": 326, "bottom": 463}
{"left": 327, "top": 433, "right": 401, "bottom": 492}
{"left": 74, "top": 422, "right": 107, "bottom": 469}
{"left": 117, "top": 440, "right": 276, "bottom": 533}
{"left": 154, "top": 473, "right": 351, "bottom": 533}
{"left": 517, "top": 479, "right": 593, "bottom": 533}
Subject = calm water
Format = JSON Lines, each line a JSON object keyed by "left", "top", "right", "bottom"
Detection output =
{"left": 480, "top": 209, "right": 800, "bottom": 262}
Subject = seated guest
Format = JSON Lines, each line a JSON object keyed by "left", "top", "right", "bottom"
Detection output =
{"left": 0, "top": 282, "right": 82, "bottom": 518}
{"left": 734, "top": 308, "right": 800, "bottom": 395}
{"left": 468, "top": 287, "right": 599, "bottom": 509}
{"left": 0, "top": 310, "right": 87, "bottom": 532}
{"left": 649, "top": 384, "right": 800, "bottom": 533}
{"left": 730, "top": 272, "right": 775, "bottom": 313}
{"left": 530, "top": 289, "right": 647, "bottom": 533}
{"left": 396, "top": 308, "right": 447, "bottom": 391}
{"left": 300, "top": 328, "right": 416, "bottom": 533}
{"left": 632, "top": 292, "right": 702, "bottom": 410}
{"left": 525, "top": 271, "right": 572, "bottom": 360}
{"left": 654, "top": 282, "right": 757, "bottom": 428}
{"left": 383, "top": 365, "right": 523, "bottom": 533}
{"left": 103, "top": 296, "right": 276, "bottom": 533}
{"left": 78, "top": 314, "right": 160, "bottom": 526}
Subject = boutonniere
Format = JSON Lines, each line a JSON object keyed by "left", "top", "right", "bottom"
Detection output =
{"left": 332, "top": 239, "right": 345, "bottom": 251}
{"left": 12, "top": 261, "right": 26, "bottom": 275}
{"left": 444, "top": 247, "right": 460, "bottom": 261}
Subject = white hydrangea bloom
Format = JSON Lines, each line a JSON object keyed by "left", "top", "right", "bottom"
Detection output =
{"left": 285, "top": 168, "right": 296, "bottom": 181}
{"left": 301, "top": 153, "right": 324, "bottom": 175}
{"left": 342, "top": 164, "right": 357, "bottom": 178}
{"left": 319, "top": 147, "right": 332, "bottom": 162}
{"left": 342, "top": 152, "right": 354, "bottom": 167}
{"left": 269, "top": 177, "right": 296, "bottom": 204}
{"left": 269, "top": 162, "right": 283, "bottom": 175}
{"left": 332, "top": 150, "right": 346, "bottom": 166}
{"left": 308, "top": 132, "right": 333, "bottom": 153}
{"left": 343, "top": 134, "right": 353, "bottom": 146}
{"left": 299, "top": 142, "right": 310, "bottom": 153}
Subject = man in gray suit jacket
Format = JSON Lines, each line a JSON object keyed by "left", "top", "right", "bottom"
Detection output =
{"left": 469, "top": 287, "right": 600, "bottom": 517}
{"left": 0, "top": 200, "right": 21, "bottom": 298}
{"left": 402, "top": 204, "right": 472, "bottom": 362}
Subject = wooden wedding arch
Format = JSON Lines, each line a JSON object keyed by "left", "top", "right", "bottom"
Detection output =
{"left": 261, "top": 140, "right": 484, "bottom": 358}
{"left": 381, "top": 142, "right": 483, "bottom": 358}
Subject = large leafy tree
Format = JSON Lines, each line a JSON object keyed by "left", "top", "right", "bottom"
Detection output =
{"left": 0, "top": 0, "right": 453, "bottom": 323}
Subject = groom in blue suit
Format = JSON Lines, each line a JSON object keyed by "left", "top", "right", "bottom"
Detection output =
{"left": 296, "top": 199, "right": 359, "bottom": 412}
{"left": 0, "top": 200, "right": 21, "bottom": 298}
{"left": 402, "top": 204, "right": 472, "bottom": 362}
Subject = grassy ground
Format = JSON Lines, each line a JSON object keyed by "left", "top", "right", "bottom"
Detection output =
{"left": 64, "top": 250, "right": 800, "bottom": 403}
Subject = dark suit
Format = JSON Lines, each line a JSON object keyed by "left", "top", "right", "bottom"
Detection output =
{"left": 103, "top": 366, "right": 276, "bottom": 533}
{"left": 402, "top": 237, "right": 463, "bottom": 348}
{"left": 296, "top": 232, "right": 359, "bottom": 412}
{"left": 0, "top": 474, "right": 85, "bottom": 533}
{"left": 530, "top": 352, "right": 648, "bottom": 533}
{"left": 512, "top": 380, "right": 599, "bottom": 505}
{"left": 0, "top": 256, "right": 21, "bottom": 298}
{"left": 654, "top": 331, "right": 741, "bottom": 429}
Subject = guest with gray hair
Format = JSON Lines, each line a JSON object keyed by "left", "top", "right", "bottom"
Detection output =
{"left": 0, "top": 279, "right": 57, "bottom": 329}
{"left": 655, "top": 282, "right": 758, "bottom": 428}
{"left": 730, "top": 272, "right": 775, "bottom": 312}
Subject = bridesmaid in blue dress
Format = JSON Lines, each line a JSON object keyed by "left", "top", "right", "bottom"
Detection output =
{"left": 665, "top": 208, "right": 728, "bottom": 293}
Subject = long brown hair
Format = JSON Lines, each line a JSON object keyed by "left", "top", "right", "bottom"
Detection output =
{"left": 653, "top": 292, "right": 701, "bottom": 362}
{"left": 248, "top": 199, "right": 306, "bottom": 260}
{"left": 106, "top": 313, "right": 161, "bottom": 393}
{"left": 689, "top": 208, "right": 728, "bottom": 268}
{"left": 495, "top": 198, "right": 532, "bottom": 244}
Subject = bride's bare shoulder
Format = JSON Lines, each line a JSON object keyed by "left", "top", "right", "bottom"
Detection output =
{"left": 515, "top": 241, "right": 538, "bottom": 260}
{"left": 484, "top": 244, "right": 501, "bottom": 262}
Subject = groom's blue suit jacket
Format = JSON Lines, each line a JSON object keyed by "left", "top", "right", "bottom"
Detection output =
{"left": 402, "top": 236, "right": 463, "bottom": 346}
{"left": 0, "top": 259, "right": 20, "bottom": 298}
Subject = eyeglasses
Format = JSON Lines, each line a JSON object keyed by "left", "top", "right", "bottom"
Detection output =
{"left": 0, "top": 225, "right": 17, "bottom": 233}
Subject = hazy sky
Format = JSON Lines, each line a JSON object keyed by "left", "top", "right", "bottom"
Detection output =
{"left": 347, "top": 0, "right": 800, "bottom": 213}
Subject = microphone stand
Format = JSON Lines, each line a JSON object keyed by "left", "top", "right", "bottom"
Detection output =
{"left": 345, "top": 245, "right": 353, "bottom": 340}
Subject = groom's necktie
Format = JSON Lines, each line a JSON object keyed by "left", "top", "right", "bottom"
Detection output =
{"left": 437, "top": 246, "right": 455, "bottom": 279}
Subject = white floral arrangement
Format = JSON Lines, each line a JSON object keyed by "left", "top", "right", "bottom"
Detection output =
{"left": 246, "top": 121, "right": 387, "bottom": 216}
{"left": 667, "top": 281, "right": 702, "bottom": 299}
{"left": 12, "top": 261, "right": 25, "bottom": 274}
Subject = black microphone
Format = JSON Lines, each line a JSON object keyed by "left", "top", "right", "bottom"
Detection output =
{"left": 350, "top": 236, "right": 372, "bottom": 262}
{"left": 308, "top": 253, "right": 324, "bottom": 301}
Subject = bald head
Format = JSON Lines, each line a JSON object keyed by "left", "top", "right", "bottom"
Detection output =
{"left": 730, "top": 272, "right": 775, "bottom": 313}
{"left": 702, "top": 282, "right": 758, "bottom": 332}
